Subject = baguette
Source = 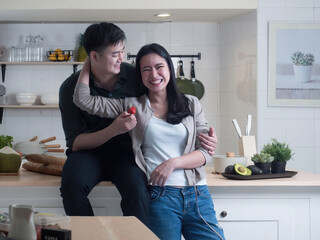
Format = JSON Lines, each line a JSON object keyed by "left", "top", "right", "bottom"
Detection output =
{"left": 22, "top": 162, "right": 62, "bottom": 176}
{"left": 25, "top": 154, "right": 66, "bottom": 166}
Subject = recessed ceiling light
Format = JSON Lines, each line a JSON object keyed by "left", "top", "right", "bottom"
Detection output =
{"left": 156, "top": 13, "right": 171, "bottom": 18}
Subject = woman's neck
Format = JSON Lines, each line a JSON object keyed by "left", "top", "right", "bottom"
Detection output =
{"left": 149, "top": 91, "right": 168, "bottom": 119}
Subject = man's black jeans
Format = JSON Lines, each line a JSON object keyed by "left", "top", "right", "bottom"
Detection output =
{"left": 60, "top": 149, "right": 150, "bottom": 227}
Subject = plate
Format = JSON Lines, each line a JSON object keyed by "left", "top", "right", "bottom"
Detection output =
{"left": 221, "top": 171, "right": 297, "bottom": 180}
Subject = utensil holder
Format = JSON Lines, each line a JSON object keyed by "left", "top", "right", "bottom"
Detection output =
{"left": 238, "top": 136, "right": 257, "bottom": 165}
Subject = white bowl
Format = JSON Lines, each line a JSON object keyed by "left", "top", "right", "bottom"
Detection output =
{"left": 213, "top": 155, "right": 247, "bottom": 173}
{"left": 40, "top": 94, "right": 59, "bottom": 105}
{"left": 16, "top": 93, "right": 37, "bottom": 106}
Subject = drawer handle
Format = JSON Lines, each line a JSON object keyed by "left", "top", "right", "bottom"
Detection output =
{"left": 220, "top": 211, "right": 227, "bottom": 218}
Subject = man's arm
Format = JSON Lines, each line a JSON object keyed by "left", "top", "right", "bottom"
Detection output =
{"left": 72, "top": 112, "right": 135, "bottom": 151}
{"left": 199, "top": 127, "right": 218, "bottom": 156}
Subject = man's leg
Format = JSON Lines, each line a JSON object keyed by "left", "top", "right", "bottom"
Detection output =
{"left": 60, "top": 150, "right": 106, "bottom": 216}
{"left": 109, "top": 152, "right": 150, "bottom": 227}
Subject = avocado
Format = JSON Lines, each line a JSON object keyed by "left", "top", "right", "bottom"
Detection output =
{"left": 224, "top": 165, "right": 235, "bottom": 174}
{"left": 234, "top": 163, "right": 252, "bottom": 176}
{"left": 247, "top": 165, "right": 263, "bottom": 175}
{"left": 0, "top": 152, "right": 22, "bottom": 172}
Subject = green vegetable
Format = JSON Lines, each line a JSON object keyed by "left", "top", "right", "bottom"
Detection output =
{"left": 0, "top": 135, "right": 13, "bottom": 149}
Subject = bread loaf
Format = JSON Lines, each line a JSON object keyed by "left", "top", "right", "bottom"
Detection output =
{"left": 25, "top": 154, "right": 66, "bottom": 166}
{"left": 22, "top": 162, "right": 62, "bottom": 176}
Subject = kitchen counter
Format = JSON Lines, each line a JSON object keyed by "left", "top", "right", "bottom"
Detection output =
{"left": 1, "top": 166, "right": 320, "bottom": 187}
{"left": 68, "top": 216, "right": 159, "bottom": 240}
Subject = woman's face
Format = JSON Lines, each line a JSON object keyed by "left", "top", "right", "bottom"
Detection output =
{"left": 139, "top": 53, "right": 170, "bottom": 93}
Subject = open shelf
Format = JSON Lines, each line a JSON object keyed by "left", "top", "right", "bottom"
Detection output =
{"left": 0, "top": 104, "right": 59, "bottom": 109}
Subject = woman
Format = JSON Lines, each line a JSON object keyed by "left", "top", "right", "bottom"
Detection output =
{"left": 73, "top": 43, "right": 225, "bottom": 240}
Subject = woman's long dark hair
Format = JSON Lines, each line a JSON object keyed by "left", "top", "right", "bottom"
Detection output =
{"left": 135, "top": 43, "right": 192, "bottom": 124}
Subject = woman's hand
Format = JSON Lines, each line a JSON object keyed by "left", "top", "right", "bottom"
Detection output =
{"left": 149, "top": 159, "right": 175, "bottom": 187}
{"left": 199, "top": 127, "right": 218, "bottom": 156}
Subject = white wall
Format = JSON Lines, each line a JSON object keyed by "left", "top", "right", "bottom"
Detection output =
{"left": 0, "top": 22, "right": 220, "bottom": 155}
{"left": 257, "top": 0, "right": 320, "bottom": 173}
{"left": 219, "top": 11, "right": 257, "bottom": 155}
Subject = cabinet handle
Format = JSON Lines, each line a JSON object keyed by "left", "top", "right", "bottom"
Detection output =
{"left": 220, "top": 211, "right": 227, "bottom": 218}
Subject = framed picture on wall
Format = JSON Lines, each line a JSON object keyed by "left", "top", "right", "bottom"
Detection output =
{"left": 268, "top": 22, "right": 320, "bottom": 107}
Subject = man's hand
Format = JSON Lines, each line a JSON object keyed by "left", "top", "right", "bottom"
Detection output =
{"left": 199, "top": 127, "right": 218, "bottom": 156}
{"left": 109, "top": 111, "right": 137, "bottom": 135}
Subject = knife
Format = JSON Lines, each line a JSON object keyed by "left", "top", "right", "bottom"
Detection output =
{"left": 232, "top": 119, "right": 242, "bottom": 138}
{"left": 246, "top": 115, "right": 252, "bottom": 136}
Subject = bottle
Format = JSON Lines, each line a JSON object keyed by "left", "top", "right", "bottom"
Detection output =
{"left": 24, "top": 35, "right": 32, "bottom": 62}
{"left": 34, "top": 35, "right": 44, "bottom": 62}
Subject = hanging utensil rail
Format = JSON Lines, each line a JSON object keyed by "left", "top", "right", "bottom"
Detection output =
{"left": 127, "top": 52, "right": 201, "bottom": 60}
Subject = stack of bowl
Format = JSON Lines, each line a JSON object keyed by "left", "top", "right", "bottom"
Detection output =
{"left": 16, "top": 93, "right": 37, "bottom": 106}
{"left": 40, "top": 94, "right": 59, "bottom": 105}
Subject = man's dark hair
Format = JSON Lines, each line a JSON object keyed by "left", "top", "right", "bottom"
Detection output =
{"left": 83, "top": 22, "right": 126, "bottom": 55}
{"left": 135, "top": 43, "right": 192, "bottom": 125}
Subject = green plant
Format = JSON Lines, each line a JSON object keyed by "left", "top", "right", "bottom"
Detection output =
{"left": 251, "top": 152, "right": 274, "bottom": 163}
{"left": 261, "top": 138, "right": 294, "bottom": 162}
{"left": 0, "top": 135, "right": 13, "bottom": 148}
{"left": 291, "top": 51, "right": 314, "bottom": 66}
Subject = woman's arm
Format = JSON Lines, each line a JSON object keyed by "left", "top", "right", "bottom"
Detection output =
{"left": 73, "top": 58, "right": 125, "bottom": 118}
{"left": 149, "top": 151, "right": 205, "bottom": 186}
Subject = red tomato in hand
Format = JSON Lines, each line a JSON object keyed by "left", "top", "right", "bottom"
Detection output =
{"left": 128, "top": 107, "right": 136, "bottom": 115}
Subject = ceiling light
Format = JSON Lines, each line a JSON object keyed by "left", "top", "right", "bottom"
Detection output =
{"left": 156, "top": 13, "right": 171, "bottom": 18}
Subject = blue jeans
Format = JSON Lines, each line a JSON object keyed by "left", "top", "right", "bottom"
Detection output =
{"left": 148, "top": 185, "right": 225, "bottom": 240}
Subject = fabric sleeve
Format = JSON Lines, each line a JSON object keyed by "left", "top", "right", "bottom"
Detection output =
{"left": 192, "top": 97, "right": 211, "bottom": 165}
{"left": 73, "top": 82, "right": 124, "bottom": 119}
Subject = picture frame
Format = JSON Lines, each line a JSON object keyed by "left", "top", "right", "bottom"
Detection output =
{"left": 268, "top": 22, "right": 320, "bottom": 107}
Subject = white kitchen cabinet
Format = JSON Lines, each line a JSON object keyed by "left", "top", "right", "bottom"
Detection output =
{"left": 210, "top": 186, "right": 318, "bottom": 240}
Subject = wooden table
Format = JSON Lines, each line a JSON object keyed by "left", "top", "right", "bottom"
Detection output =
{"left": 68, "top": 216, "right": 159, "bottom": 240}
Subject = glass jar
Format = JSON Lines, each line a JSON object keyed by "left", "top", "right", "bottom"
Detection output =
{"left": 9, "top": 46, "right": 16, "bottom": 62}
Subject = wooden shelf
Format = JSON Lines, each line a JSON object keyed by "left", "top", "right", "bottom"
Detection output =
{"left": 1, "top": 61, "right": 83, "bottom": 83}
{"left": 0, "top": 61, "right": 84, "bottom": 65}
{"left": 0, "top": 104, "right": 59, "bottom": 109}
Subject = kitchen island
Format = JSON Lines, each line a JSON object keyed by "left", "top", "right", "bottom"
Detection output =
{"left": 1, "top": 167, "right": 320, "bottom": 240}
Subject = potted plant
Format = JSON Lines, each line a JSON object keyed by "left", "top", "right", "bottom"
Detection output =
{"left": 251, "top": 152, "right": 274, "bottom": 174}
{"left": 261, "top": 138, "right": 294, "bottom": 174}
{"left": 291, "top": 51, "right": 315, "bottom": 83}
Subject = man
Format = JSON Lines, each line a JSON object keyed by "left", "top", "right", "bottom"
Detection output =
{"left": 59, "top": 22, "right": 217, "bottom": 227}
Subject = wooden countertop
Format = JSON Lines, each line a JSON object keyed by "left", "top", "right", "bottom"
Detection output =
{"left": 1, "top": 167, "right": 320, "bottom": 187}
{"left": 67, "top": 216, "right": 159, "bottom": 240}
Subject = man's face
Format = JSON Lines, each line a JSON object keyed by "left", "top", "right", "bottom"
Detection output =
{"left": 96, "top": 41, "right": 125, "bottom": 75}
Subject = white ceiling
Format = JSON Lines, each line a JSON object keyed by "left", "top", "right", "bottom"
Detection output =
{"left": 0, "top": 9, "right": 255, "bottom": 23}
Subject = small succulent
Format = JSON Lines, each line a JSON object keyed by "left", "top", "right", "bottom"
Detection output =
{"left": 261, "top": 138, "right": 294, "bottom": 162}
{"left": 291, "top": 51, "right": 314, "bottom": 66}
{"left": 251, "top": 152, "right": 274, "bottom": 163}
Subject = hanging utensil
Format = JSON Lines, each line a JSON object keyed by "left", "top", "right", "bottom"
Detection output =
{"left": 190, "top": 60, "right": 205, "bottom": 100}
{"left": 176, "top": 59, "right": 195, "bottom": 96}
